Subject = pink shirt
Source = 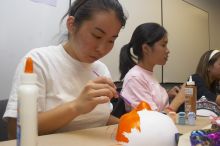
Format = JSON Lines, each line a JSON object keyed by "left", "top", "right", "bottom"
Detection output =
{"left": 121, "top": 65, "right": 169, "bottom": 111}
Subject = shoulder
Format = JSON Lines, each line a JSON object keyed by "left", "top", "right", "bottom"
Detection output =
{"left": 124, "top": 66, "right": 153, "bottom": 82}
{"left": 27, "top": 44, "right": 62, "bottom": 58}
{"left": 124, "top": 70, "right": 151, "bottom": 88}
{"left": 24, "top": 44, "right": 63, "bottom": 65}
{"left": 191, "top": 74, "right": 204, "bottom": 83}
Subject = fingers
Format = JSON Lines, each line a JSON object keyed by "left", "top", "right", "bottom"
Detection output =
{"left": 92, "top": 96, "right": 110, "bottom": 104}
{"left": 180, "top": 83, "right": 186, "bottom": 88}
{"left": 173, "top": 86, "right": 180, "bottom": 93}
{"left": 93, "top": 76, "right": 116, "bottom": 89}
{"left": 87, "top": 77, "right": 118, "bottom": 98}
{"left": 88, "top": 88, "right": 117, "bottom": 99}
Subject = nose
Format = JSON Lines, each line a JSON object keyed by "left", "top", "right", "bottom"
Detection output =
{"left": 96, "top": 42, "right": 113, "bottom": 56}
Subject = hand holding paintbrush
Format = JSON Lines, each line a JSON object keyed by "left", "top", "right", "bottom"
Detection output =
{"left": 74, "top": 73, "right": 119, "bottom": 115}
{"left": 93, "top": 71, "right": 132, "bottom": 105}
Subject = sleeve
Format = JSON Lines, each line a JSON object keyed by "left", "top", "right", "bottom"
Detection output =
{"left": 121, "top": 77, "right": 158, "bottom": 111}
{"left": 192, "top": 74, "right": 217, "bottom": 102}
{"left": 3, "top": 53, "right": 47, "bottom": 120}
{"left": 100, "top": 62, "right": 112, "bottom": 79}
{"left": 3, "top": 58, "right": 24, "bottom": 119}
{"left": 94, "top": 61, "right": 112, "bottom": 79}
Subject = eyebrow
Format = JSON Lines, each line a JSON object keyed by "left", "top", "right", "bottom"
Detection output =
{"left": 95, "top": 27, "right": 118, "bottom": 38}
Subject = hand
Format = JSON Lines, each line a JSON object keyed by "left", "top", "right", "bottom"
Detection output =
{"left": 168, "top": 86, "right": 180, "bottom": 98}
{"left": 174, "top": 83, "right": 186, "bottom": 104}
{"left": 169, "top": 84, "right": 186, "bottom": 112}
{"left": 73, "top": 77, "right": 118, "bottom": 115}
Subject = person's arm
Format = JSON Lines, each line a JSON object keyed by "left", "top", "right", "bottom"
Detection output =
{"left": 165, "top": 84, "right": 185, "bottom": 113}
{"left": 7, "top": 101, "right": 81, "bottom": 139}
{"left": 8, "top": 77, "right": 118, "bottom": 137}
{"left": 216, "top": 95, "right": 220, "bottom": 106}
{"left": 38, "top": 77, "right": 117, "bottom": 135}
{"left": 106, "top": 115, "right": 119, "bottom": 125}
{"left": 38, "top": 101, "right": 81, "bottom": 135}
{"left": 167, "top": 86, "right": 180, "bottom": 99}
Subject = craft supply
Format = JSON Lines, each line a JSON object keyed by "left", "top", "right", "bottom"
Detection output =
{"left": 188, "top": 112, "right": 196, "bottom": 125}
{"left": 185, "top": 76, "right": 197, "bottom": 120}
{"left": 17, "top": 57, "right": 38, "bottom": 146}
{"left": 178, "top": 112, "right": 186, "bottom": 125}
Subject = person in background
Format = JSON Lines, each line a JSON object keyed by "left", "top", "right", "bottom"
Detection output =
{"left": 3, "top": 0, "right": 127, "bottom": 139}
{"left": 119, "top": 23, "right": 185, "bottom": 113}
{"left": 192, "top": 50, "right": 220, "bottom": 105}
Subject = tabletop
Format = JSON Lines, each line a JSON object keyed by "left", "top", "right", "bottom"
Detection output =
{"left": 0, "top": 116, "right": 210, "bottom": 146}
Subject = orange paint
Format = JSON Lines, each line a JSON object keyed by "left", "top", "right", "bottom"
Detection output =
{"left": 116, "top": 101, "right": 152, "bottom": 143}
{"left": 136, "top": 101, "right": 152, "bottom": 111}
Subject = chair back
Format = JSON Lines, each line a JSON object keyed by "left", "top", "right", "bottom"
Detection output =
{"left": 0, "top": 99, "right": 8, "bottom": 141}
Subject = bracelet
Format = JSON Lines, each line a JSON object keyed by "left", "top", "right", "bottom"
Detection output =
{"left": 166, "top": 106, "right": 174, "bottom": 112}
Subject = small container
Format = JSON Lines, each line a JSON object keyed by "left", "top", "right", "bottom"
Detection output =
{"left": 188, "top": 112, "right": 196, "bottom": 125}
{"left": 178, "top": 112, "right": 186, "bottom": 125}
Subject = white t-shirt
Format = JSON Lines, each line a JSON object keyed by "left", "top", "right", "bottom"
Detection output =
{"left": 3, "top": 44, "right": 112, "bottom": 132}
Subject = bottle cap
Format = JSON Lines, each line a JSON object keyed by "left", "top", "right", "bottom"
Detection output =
{"left": 21, "top": 57, "right": 37, "bottom": 84}
{"left": 187, "top": 76, "right": 195, "bottom": 85}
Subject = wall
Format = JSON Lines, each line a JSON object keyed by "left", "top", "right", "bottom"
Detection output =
{"left": 101, "top": 0, "right": 162, "bottom": 81}
{"left": 0, "top": 0, "right": 69, "bottom": 100}
{"left": 184, "top": 0, "right": 220, "bottom": 49}
{"left": 101, "top": 0, "right": 210, "bottom": 82}
{"left": 1, "top": 0, "right": 219, "bottom": 100}
{"left": 162, "top": 0, "right": 209, "bottom": 82}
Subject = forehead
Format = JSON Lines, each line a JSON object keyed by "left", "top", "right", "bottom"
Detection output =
{"left": 214, "top": 57, "right": 220, "bottom": 63}
{"left": 78, "top": 11, "right": 122, "bottom": 35}
{"left": 159, "top": 34, "right": 168, "bottom": 42}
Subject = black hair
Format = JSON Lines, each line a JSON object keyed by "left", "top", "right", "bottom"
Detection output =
{"left": 61, "top": 0, "right": 126, "bottom": 30}
{"left": 119, "top": 23, "right": 167, "bottom": 80}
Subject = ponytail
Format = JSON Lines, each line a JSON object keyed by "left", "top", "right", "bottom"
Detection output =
{"left": 119, "top": 43, "right": 136, "bottom": 80}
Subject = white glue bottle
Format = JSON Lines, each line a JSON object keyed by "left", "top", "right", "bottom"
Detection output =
{"left": 17, "top": 57, "right": 38, "bottom": 146}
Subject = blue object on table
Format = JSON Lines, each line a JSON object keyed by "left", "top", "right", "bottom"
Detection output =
{"left": 178, "top": 112, "right": 186, "bottom": 125}
{"left": 188, "top": 112, "right": 196, "bottom": 125}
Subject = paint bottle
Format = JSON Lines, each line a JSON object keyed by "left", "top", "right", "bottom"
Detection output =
{"left": 184, "top": 76, "right": 197, "bottom": 122}
{"left": 188, "top": 112, "right": 196, "bottom": 125}
{"left": 17, "top": 57, "right": 38, "bottom": 146}
{"left": 178, "top": 112, "right": 186, "bottom": 125}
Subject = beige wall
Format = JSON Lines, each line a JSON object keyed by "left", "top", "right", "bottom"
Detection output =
{"left": 184, "top": 0, "right": 220, "bottom": 49}
{"left": 101, "top": 0, "right": 210, "bottom": 82}
{"left": 162, "top": 0, "right": 209, "bottom": 82}
{"left": 101, "top": 0, "right": 162, "bottom": 81}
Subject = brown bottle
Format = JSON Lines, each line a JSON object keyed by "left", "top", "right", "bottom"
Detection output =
{"left": 184, "top": 76, "right": 197, "bottom": 119}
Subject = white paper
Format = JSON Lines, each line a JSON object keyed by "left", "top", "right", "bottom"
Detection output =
{"left": 30, "top": 0, "right": 58, "bottom": 7}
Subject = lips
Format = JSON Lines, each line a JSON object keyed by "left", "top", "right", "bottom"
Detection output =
{"left": 89, "top": 55, "right": 99, "bottom": 61}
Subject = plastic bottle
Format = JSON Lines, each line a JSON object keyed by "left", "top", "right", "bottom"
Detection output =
{"left": 17, "top": 57, "right": 38, "bottom": 146}
{"left": 184, "top": 76, "right": 197, "bottom": 122}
